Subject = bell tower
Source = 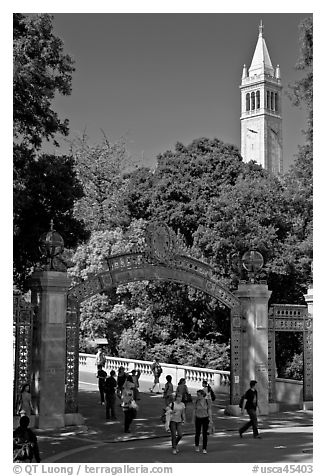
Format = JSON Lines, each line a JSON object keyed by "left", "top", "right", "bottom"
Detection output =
{"left": 240, "top": 21, "right": 283, "bottom": 174}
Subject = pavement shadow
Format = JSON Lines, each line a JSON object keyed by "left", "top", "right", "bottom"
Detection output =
{"left": 35, "top": 388, "right": 312, "bottom": 462}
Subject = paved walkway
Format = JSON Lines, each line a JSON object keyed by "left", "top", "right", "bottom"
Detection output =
{"left": 33, "top": 379, "right": 313, "bottom": 464}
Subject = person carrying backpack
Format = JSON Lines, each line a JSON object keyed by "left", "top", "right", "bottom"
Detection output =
{"left": 13, "top": 416, "right": 41, "bottom": 463}
{"left": 149, "top": 357, "right": 163, "bottom": 394}
{"left": 239, "top": 379, "right": 262, "bottom": 439}
{"left": 202, "top": 380, "right": 216, "bottom": 402}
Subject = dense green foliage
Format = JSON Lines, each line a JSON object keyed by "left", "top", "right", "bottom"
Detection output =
{"left": 13, "top": 13, "right": 74, "bottom": 149}
{"left": 288, "top": 17, "right": 313, "bottom": 144}
{"left": 13, "top": 14, "right": 86, "bottom": 288}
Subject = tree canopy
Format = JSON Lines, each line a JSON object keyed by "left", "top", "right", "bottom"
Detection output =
{"left": 13, "top": 14, "right": 86, "bottom": 288}
{"left": 13, "top": 13, "right": 74, "bottom": 149}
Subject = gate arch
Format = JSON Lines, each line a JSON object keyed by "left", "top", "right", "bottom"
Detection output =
{"left": 68, "top": 252, "right": 239, "bottom": 309}
{"left": 65, "top": 222, "right": 241, "bottom": 412}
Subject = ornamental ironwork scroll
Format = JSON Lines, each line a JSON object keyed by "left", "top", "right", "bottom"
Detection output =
{"left": 268, "top": 304, "right": 312, "bottom": 403}
{"left": 65, "top": 298, "right": 80, "bottom": 413}
{"left": 13, "top": 294, "right": 36, "bottom": 414}
{"left": 67, "top": 221, "right": 239, "bottom": 310}
{"left": 230, "top": 305, "right": 242, "bottom": 404}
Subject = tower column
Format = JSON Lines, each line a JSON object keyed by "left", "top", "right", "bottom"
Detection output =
{"left": 240, "top": 22, "right": 283, "bottom": 173}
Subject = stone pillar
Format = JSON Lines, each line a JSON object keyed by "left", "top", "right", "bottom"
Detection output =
{"left": 304, "top": 287, "right": 313, "bottom": 319}
{"left": 303, "top": 287, "right": 313, "bottom": 410}
{"left": 28, "top": 271, "right": 71, "bottom": 429}
{"left": 227, "top": 283, "right": 271, "bottom": 415}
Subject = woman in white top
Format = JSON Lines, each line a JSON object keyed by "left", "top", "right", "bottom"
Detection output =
{"left": 192, "top": 389, "right": 213, "bottom": 454}
{"left": 166, "top": 393, "right": 186, "bottom": 455}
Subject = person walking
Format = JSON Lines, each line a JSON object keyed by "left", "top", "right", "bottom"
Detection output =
{"left": 13, "top": 415, "right": 41, "bottom": 463}
{"left": 149, "top": 357, "right": 163, "bottom": 393}
{"left": 17, "top": 383, "right": 34, "bottom": 417}
{"left": 96, "top": 364, "right": 107, "bottom": 405}
{"left": 176, "top": 378, "right": 191, "bottom": 405}
{"left": 130, "top": 369, "right": 141, "bottom": 401}
{"left": 167, "top": 393, "right": 186, "bottom": 455}
{"left": 176, "top": 378, "right": 192, "bottom": 422}
{"left": 123, "top": 375, "right": 135, "bottom": 397}
{"left": 163, "top": 375, "right": 174, "bottom": 406}
{"left": 239, "top": 380, "right": 262, "bottom": 439}
{"left": 95, "top": 347, "right": 106, "bottom": 368}
{"left": 121, "top": 389, "right": 138, "bottom": 433}
{"left": 192, "top": 389, "right": 213, "bottom": 454}
{"left": 105, "top": 370, "right": 117, "bottom": 420}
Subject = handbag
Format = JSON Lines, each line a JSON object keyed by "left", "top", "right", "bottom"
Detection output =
{"left": 184, "top": 392, "right": 193, "bottom": 404}
{"left": 129, "top": 400, "right": 138, "bottom": 410}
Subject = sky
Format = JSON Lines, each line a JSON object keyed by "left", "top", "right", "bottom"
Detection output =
{"left": 48, "top": 12, "right": 311, "bottom": 171}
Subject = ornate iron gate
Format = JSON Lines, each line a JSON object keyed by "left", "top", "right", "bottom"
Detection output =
{"left": 268, "top": 304, "right": 313, "bottom": 403}
{"left": 65, "top": 298, "right": 80, "bottom": 413}
{"left": 14, "top": 293, "right": 81, "bottom": 415}
{"left": 13, "top": 293, "right": 36, "bottom": 413}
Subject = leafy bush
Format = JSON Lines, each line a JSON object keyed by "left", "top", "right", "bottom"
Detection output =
{"left": 117, "top": 329, "right": 148, "bottom": 360}
{"left": 283, "top": 352, "right": 303, "bottom": 380}
{"left": 143, "top": 338, "right": 230, "bottom": 370}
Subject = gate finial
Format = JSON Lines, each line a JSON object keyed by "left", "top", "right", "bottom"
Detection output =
{"left": 38, "top": 221, "right": 66, "bottom": 271}
{"left": 241, "top": 250, "right": 264, "bottom": 283}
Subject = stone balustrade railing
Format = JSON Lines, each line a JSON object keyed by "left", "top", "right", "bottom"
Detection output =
{"left": 79, "top": 353, "right": 230, "bottom": 394}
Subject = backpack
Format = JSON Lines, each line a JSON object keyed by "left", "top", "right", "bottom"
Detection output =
{"left": 160, "top": 402, "right": 174, "bottom": 423}
{"left": 208, "top": 385, "right": 216, "bottom": 401}
{"left": 239, "top": 394, "right": 245, "bottom": 409}
{"left": 13, "top": 438, "right": 33, "bottom": 462}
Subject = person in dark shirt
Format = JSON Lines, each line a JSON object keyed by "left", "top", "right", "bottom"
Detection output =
{"left": 239, "top": 380, "right": 262, "bottom": 438}
{"left": 117, "top": 366, "right": 127, "bottom": 398}
{"left": 105, "top": 370, "right": 117, "bottom": 420}
{"left": 13, "top": 416, "right": 41, "bottom": 462}
{"left": 96, "top": 364, "right": 107, "bottom": 405}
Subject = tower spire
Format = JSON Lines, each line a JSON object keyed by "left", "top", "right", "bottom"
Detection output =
{"left": 248, "top": 21, "right": 274, "bottom": 76}
{"left": 259, "top": 19, "right": 264, "bottom": 37}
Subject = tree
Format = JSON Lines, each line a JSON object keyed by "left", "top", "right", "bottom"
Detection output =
{"left": 13, "top": 14, "right": 87, "bottom": 289}
{"left": 13, "top": 13, "right": 74, "bottom": 149}
{"left": 72, "top": 136, "right": 132, "bottom": 231}
{"left": 14, "top": 154, "right": 87, "bottom": 288}
{"left": 287, "top": 16, "right": 313, "bottom": 144}
{"left": 274, "top": 16, "right": 314, "bottom": 300}
{"left": 127, "top": 138, "right": 245, "bottom": 245}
